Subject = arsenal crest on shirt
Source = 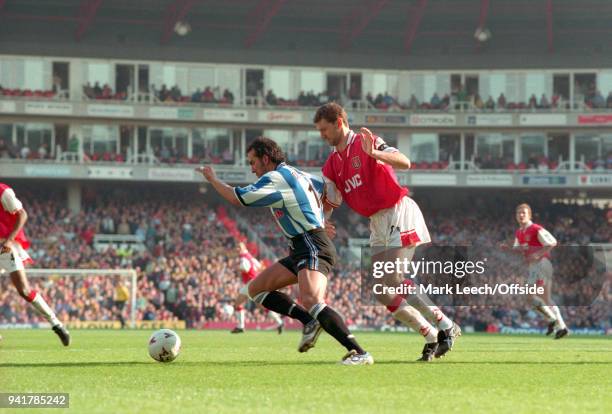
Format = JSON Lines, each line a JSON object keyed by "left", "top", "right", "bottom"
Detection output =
{"left": 351, "top": 156, "right": 361, "bottom": 169}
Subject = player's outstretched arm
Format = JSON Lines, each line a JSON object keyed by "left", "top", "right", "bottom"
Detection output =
{"left": 360, "top": 127, "right": 411, "bottom": 170}
{"left": 195, "top": 166, "right": 241, "bottom": 206}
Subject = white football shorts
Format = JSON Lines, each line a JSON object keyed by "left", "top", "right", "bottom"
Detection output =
{"left": 369, "top": 196, "right": 431, "bottom": 248}
{"left": 527, "top": 258, "right": 553, "bottom": 286}
{"left": 0, "top": 244, "right": 30, "bottom": 274}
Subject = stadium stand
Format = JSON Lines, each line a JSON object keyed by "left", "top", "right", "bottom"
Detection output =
{"left": 1, "top": 186, "right": 609, "bottom": 332}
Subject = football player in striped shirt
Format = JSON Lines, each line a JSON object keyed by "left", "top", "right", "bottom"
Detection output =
{"left": 196, "top": 137, "right": 373, "bottom": 365}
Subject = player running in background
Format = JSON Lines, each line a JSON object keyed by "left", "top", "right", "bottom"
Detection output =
{"left": 196, "top": 137, "right": 373, "bottom": 365}
{"left": 314, "top": 103, "right": 460, "bottom": 361}
{"left": 231, "top": 241, "right": 284, "bottom": 334}
{"left": 0, "top": 182, "right": 70, "bottom": 346}
{"left": 513, "top": 203, "right": 569, "bottom": 339}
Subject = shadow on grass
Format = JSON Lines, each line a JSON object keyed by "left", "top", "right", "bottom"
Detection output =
{"left": 2, "top": 359, "right": 611, "bottom": 368}
{"left": 375, "top": 360, "right": 612, "bottom": 365}
{"left": 0, "top": 360, "right": 334, "bottom": 368}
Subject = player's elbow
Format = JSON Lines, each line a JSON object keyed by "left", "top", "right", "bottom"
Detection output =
{"left": 18, "top": 208, "right": 28, "bottom": 222}
{"left": 395, "top": 159, "right": 411, "bottom": 170}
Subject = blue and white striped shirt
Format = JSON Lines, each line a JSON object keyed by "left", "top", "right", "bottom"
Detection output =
{"left": 234, "top": 163, "right": 325, "bottom": 238}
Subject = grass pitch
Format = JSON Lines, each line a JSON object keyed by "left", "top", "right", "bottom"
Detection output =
{"left": 1, "top": 330, "right": 610, "bottom": 413}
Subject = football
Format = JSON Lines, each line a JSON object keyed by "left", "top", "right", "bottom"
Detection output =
{"left": 148, "top": 329, "right": 181, "bottom": 362}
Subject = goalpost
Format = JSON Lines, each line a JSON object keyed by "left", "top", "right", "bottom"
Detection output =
{"left": 16, "top": 268, "right": 138, "bottom": 328}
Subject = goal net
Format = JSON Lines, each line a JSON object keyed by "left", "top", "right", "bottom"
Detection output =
{"left": 0, "top": 268, "right": 138, "bottom": 329}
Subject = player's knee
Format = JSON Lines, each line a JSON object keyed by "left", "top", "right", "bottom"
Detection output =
{"left": 246, "top": 282, "right": 259, "bottom": 300}
{"left": 531, "top": 295, "right": 545, "bottom": 307}
{"left": 16, "top": 287, "right": 33, "bottom": 301}
{"left": 300, "top": 293, "right": 321, "bottom": 310}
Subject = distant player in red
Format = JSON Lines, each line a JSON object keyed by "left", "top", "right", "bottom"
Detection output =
{"left": 231, "top": 242, "right": 284, "bottom": 334}
{"left": 513, "top": 203, "right": 568, "bottom": 339}
{"left": 314, "top": 103, "right": 460, "bottom": 361}
{"left": 0, "top": 182, "right": 70, "bottom": 346}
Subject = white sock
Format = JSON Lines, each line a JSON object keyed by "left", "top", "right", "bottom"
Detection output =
{"left": 29, "top": 292, "right": 60, "bottom": 326}
{"left": 237, "top": 309, "right": 245, "bottom": 329}
{"left": 532, "top": 297, "right": 557, "bottom": 322}
{"left": 406, "top": 295, "right": 453, "bottom": 330}
{"left": 268, "top": 311, "right": 283, "bottom": 325}
{"left": 550, "top": 306, "right": 567, "bottom": 330}
{"left": 393, "top": 304, "right": 438, "bottom": 343}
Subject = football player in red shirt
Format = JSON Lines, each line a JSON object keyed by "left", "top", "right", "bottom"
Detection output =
{"left": 314, "top": 103, "right": 460, "bottom": 361}
{"left": 513, "top": 203, "right": 568, "bottom": 339}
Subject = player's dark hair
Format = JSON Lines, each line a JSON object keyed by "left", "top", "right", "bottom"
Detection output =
{"left": 313, "top": 102, "right": 348, "bottom": 125}
{"left": 247, "top": 137, "right": 286, "bottom": 165}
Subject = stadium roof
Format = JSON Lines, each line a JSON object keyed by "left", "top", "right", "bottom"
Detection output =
{"left": 1, "top": 0, "right": 611, "bottom": 69}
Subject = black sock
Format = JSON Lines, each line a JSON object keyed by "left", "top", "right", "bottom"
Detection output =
{"left": 261, "top": 291, "right": 314, "bottom": 325}
{"left": 316, "top": 306, "right": 365, "bottom": 354}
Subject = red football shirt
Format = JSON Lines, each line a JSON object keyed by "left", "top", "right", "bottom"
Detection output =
{"left": 322, "top": 130, "right": 408, "bottom": 217}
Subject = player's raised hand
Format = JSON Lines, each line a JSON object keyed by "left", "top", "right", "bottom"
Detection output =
{"left": 195, "top": 166, "right": 217, "bottom": 182}
{"left": 360, "top": 127, "right": 375, "bottom": 156}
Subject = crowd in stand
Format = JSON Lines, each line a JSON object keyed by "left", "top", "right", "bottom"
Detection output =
{"left": 80, "top": 83, "right": 237, "bottom": 104}
{"left": 2, "top": 135, "right": 610, "bottom": 171}
{"left": 153, "top": 84, "right": 235, "bottom": 105}
{"left": 0, "top": 187, "right": 609, "bottom": 333}
{"left": 471, "top": 152, "right": 612, "bottom": 171}
{"left": 0, "top": 86, "right": 56, "bottom": 99}
{"left": 82, "top": 82, "right": 125, "bottom": 100}
{"left": 4, "top": 79, "right": 612, "bottom": 112}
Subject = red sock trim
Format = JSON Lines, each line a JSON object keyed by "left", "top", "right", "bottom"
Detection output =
{"left": 386, "top": 294, "right": 404, "bottom": 313}
{"left": 433, "top": 307, "right": 443, "bottom": 322}
{"left": 26, "top": 290, "right": 37, "bottom": 302}
{"left": 400, "top": 279, "right": 414, "bottom": 298}
{"left": 419, "top": 326, "right": 430, "bottom": 337}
